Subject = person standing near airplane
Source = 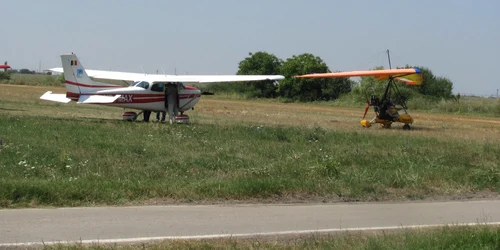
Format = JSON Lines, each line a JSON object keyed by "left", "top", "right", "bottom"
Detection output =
{"left": 165, "top": 83, "right": 179, "bottom": 124}
{"left": 156, "top": 111, "right": 166, "bottom": 122}
{"left": 143, "top": 110, "right": 152, "bottom": 122}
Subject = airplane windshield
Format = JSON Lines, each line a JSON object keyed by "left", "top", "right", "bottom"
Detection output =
{"left": 151, "top": 82, "right": 164, "bottom": 92}
{"left": 132, "top": 81, "right": 150, "bottom": 89}
{"left": 152, "top": 82, "right": 185, "bottom": 90}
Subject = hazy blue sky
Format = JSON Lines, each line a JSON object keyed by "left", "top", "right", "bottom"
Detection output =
{"left": 1, "top": 0, "right": 499, "bottom": 95}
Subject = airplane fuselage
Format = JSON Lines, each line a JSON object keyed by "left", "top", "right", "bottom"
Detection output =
{"left": 65, "top": 80, "right": 201, "bottom": 112}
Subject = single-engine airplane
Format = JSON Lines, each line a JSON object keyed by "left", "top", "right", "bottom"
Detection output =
{"left": 41, "top": 53, "right": 285, "bottom": 123}
{"left": 296, "top": 68, "right": 423, "bottom": 130}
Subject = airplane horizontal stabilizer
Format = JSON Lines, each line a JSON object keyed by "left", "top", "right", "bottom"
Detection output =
{"left": 49, "top": 67, "right": 64, "bottom": 73}
{"left": 40, "top": 91, "right": 72, "bottom": 103}
{"left": 77, "top": 95, "right": 121, "bottom": 104}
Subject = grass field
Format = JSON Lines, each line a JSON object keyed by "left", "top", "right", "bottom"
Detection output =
{"left": 1, "top": 84, "right": 500, "bottom": 207}
{"left": 4, "top": 73, "right": 64, "bottom": 87}
{"left": 42, "top": 225, "right": 500, "bottom": 249}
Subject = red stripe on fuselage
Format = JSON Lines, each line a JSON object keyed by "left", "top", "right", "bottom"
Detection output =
{"left": 184, "top": 86, "right": 198, "bottom": 90}
{"left": 66, "top": 92, "right": 163, "bottom": 97}
{"left": 67, "top": 92, "right": 79, "bottom": 98}
{"left": 65, "top": 80, "right": 123, "bottom": 88}
{"left": 65, "top": 92, "right": 199, "bottom": 104}
{"left": 66, "top": 81, "right": 200, "bottom": 92}
{"left": 114, "top": 97, "right": 165, "bottom": 104}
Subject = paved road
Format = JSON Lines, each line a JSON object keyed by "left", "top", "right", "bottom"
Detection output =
{"left": 1, "top": 200, "right": 500, "bottom": 246}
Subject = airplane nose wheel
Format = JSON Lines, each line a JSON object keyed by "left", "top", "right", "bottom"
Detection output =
{"left": 381, "top": 124, "right": 391, "bottom": 129}
{"left": 403, "top": 124, "right": 411, "bottom": 130}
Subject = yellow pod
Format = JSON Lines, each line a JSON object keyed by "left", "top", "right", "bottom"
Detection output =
{"left": 360, "top": 120, "right": 371, "bottom": 127}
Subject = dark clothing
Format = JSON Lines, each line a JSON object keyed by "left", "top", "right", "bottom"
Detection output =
{"left": 156, "top": 111, "right": 166, "bottom": 122}
{"left": 166, "top": 83, "right": 179, "bottom": 123}
{"left": 143, "top": 110, "right": 152, "bottom": 122}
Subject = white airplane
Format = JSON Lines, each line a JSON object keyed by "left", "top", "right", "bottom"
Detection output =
{"left": 41, "top": 53, "right": 284, "bottom": 123}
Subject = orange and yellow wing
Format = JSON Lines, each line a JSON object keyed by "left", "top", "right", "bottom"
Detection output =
{"left": 296, "top": 68, "right": 423, "bottom": 85}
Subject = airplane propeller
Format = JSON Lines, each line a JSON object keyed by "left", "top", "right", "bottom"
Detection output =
{"left": 201, "top": 91, "right": 215, "bottom": 95}
{"left": 362, "top": 96, "right": 370, "bottom": 119}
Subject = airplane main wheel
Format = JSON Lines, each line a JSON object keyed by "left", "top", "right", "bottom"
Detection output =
{"left": 403, "top": 124, "right": 411, "bottom": 130}
{"left": 122, "top": 112, "right": 138, "bottom": 121}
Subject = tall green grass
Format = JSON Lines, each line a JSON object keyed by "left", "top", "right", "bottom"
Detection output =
{"left": 1, "top": 113, "right": 499, "bottom": 207}
{"left": 0, "top": 73, "right": 64, "bottom": 87}
{"left": 43, "top": 225, "right": 500, "bottom": 249}
{"left": 408, "top": 95, "right": 500, "bottom": 116}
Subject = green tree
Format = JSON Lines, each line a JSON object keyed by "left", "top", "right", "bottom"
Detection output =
{"left": 278, "top": 53, "right": 352, "bottom": 101}
{"left": 352, "top": 66, "right": 418, "bottom": 103}
{"left": 0, "top": 71, "right": 10, "bottom": 80}
{"left": 238, "top": 52, "right": 283, "bottom": 75}
{"left": 352, "top": 65, "right": 453, "bottom": 102}
{"left": 19, "top": 68, "right": 35, "bottom": 74}
{"left": 236, "top": 51, "right": 283, "bottom": 98}
{"left": 352, "top": 66, "right": 386, "bottom": 98}
{"left": 403, "top": 65, "right": 453, "bottom": 99}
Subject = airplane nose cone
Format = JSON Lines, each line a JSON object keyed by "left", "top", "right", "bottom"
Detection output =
{"left": 184, "top": 85, "right": 204, "bottom": 96}
{"left": 194, "top": 88, "right": 203, "bottom": 97}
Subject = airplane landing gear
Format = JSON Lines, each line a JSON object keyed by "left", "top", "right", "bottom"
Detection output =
{"left": 175, "top": 114, "right": 190, "bottom": 124}
{"left": 123, "top": 111, "right": 140, "bottom": 121}
{"left": 381, "top": 123, "right": 392, "bottom": 129}
{"left": 403, "top": 124, "right": 411, "bottom": 130}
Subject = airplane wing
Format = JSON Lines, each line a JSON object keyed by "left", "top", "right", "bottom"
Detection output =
{"left": 49, "top": 68, "right": 284, "bottom": 84}
{"left": 155, "top": 75, "right": 285, "bottom": 83}
{"left": 40, "top": 91, "right": 71, "bottom": 103}
{"left": 296, "top": 68, "right": 423, "bottom": 85}
{"left": 394, "top": 74, "right": 423, "bottom": 85}
{"left": 49, "top": 67, "right": 63, "bottom": 73}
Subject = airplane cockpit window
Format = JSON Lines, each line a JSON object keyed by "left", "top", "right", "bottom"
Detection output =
{"left": 133, "top": 81, "right": 150, "bottom": 89}
{"left": 151, "top": 82, "right": 165, "bottom": 92}
{"left": 177, "top": 82, "right": 186, "bottom": 89}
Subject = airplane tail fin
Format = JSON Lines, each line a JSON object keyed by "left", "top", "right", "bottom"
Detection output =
{"left": 60, "top": 53, "right": 117, "bottom": 96}
{"left": 60, "top": 53, "right": 94, "bottom": 94}
{"left": 40, "top": 54, "right": 122, "bottom": 104}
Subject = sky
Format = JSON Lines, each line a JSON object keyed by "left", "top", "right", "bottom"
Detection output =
{"left": 1, "top": 0, "right": 499, "bottom": 96}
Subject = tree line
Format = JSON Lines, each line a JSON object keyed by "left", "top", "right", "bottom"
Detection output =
{"left": 0, "top": 68, "right": 53, "bottom": 81}
{"left": 203, "top": 51, "right": 454, "bottom": 102}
